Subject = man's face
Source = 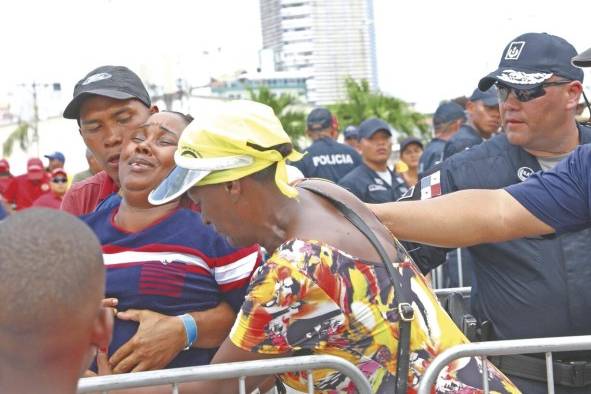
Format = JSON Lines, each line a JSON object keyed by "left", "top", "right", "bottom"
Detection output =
{"left": 359, "top": 130, "right": 392, "bottom": 165}
{"left": 188, "top": 184, "right": 253, "bottom": 248}
{"left": 499, "top": 77, "right": 578, "bottom": 151}
{"left": 78, "top": 97, "right": 154, "bottom": 183}
{"left": 48, "top": 159, "right": 64, "bottom": 171}
{"left": 468, "top": 100, "right": 500, "bottom": 138}
{"left": 344, "top": 137, "right": 360, "bottom": 151}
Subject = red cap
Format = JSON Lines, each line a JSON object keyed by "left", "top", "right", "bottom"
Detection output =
{"left": 27, "top": 158, "right": 45, "bottom": 181}
{"left": 0, "top": 159, "right": 9, "bottom": 172}
{"left": 51, "top": 167, "right": 67, "bottom": 178}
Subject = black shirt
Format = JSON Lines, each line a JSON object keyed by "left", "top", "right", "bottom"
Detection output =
{"left": 338, "top": 163, "right": 408, "bottom": 203}
{"left": 442, "top": 124, "right": 484, "bottom": 160}
{"left": 293, "top": 137, "right": 362, "bottom": 183}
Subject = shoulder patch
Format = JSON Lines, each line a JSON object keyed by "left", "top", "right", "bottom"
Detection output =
{"left": 420, "top": 171, "right": 442, "bottom": 200}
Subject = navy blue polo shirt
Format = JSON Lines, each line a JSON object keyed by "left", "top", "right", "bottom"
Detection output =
{"left": 293, "top": 137, "right": 361, "bottom": 183}
{"left": 506, "top": 144, "right": 591, "bottom": 233}
{"left": 419, "top": 138, "right": 446, "bottom": 174}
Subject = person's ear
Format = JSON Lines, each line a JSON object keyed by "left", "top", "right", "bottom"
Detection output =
{"left": 224, "top": 180, "right": 242, "bottom": 202}
{"left": 150, "top": 105, "right": 160, "bottom": 114}
{"left": 564, "top": 82, "right": 583, "bottom": 112}
{"left": 90, "top": 307, "right": 113, "bottom": 351}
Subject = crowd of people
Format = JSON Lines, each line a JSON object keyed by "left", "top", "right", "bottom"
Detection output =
{"left": 1, "top": 31, "right": 591, "bottom": 394}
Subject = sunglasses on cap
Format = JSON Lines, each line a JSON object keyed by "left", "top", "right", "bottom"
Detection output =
{"left": 51, "top": 177, "right": 68, "bottom": 184}
{"left": 496, "top": 80, "right": 572, "bottom": 103}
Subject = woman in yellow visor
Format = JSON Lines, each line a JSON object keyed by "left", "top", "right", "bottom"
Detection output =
{"left": 148, "top": 100, "right": 518, "bottom": 394}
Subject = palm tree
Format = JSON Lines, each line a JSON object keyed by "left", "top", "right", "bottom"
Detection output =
{"left": 3, "top": 121, "right": 33, "bottom": 156}
{"left": 331, "top": 78, "right": 429, "bottom": 139}
{"left": 247, "top": 86, "right": 306, "bottom": 148}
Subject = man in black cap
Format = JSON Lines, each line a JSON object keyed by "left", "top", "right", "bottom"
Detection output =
{"left": 573, "top": 46, "right": 591, "bottom": 67}
{"left": 342, "top": 125, "right": 361, "bottom": 152}
{"left": 442, "top": 87, "right": 500, "bottom": 159}
{"left": 61, "top": 65, "right": 157, "bottom": 216}
{"left": 292, "top": 108, "right": 361, "bottom": 183}
{"left": 338, "top": 118, "right": 408, "bottom": 203}
{"left": 378, "top": 32, "right": 591, "bottom": 393}
{"left": 419, "top": 101, "right": 466, "bottom": 174}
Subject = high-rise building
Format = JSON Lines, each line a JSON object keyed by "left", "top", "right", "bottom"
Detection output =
{"left": 259, "top": 0, "right": 378, "bottom": 105}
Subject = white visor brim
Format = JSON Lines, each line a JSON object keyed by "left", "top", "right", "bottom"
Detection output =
{"left": 148, "top": 166, "right": 210, "bottom": 206}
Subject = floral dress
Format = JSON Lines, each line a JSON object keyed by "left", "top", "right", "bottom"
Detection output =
{"left": 230, "top": 239, "right": 519, "bottom": 394}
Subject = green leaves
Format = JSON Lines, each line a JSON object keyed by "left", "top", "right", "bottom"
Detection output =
{"left": 3, "top": 121, "right": 31, "bottom": 156}
{"left": 247, "top": 86, "right": 306, "bottom": 149}
{"left": 330, "top": 78, "right": 429, "bottom": 139}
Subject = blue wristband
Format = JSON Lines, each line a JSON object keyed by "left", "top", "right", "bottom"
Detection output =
{"left": 178, "top": 314, "right": 198, "bottom": 350}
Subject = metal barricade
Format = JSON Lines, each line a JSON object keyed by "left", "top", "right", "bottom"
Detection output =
{"left": 77, "top": 355, "right": 372, "bottom": 394}
{"left": 433, "top": 286, "right": 471, "bottom": 297}
{"left": 417, "top": 335, "right": 591, "bottom": 394}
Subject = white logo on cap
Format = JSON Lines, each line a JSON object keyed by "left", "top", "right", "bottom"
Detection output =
{"left": 517, "top": 166, "right": 534, "bottom": 181}
{"left": 497, "top": 69, "right": 553, "bottom": 85}
{"left": 82, "top": 72, "right": 112, "bottom": 85}
{"left": 505, "top": 41, "right": 525, "bottom": 60}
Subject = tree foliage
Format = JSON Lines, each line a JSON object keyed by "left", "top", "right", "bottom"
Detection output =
{"left": 330, "top": 78, "right": 429, "bottom": 139}
{"left": 3, "top": 121, "right": 31, "bottom": 156}
{"left": 247, "top": 86, "right": 306, "bottom": 148}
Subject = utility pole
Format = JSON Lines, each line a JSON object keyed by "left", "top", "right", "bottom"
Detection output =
{"left": 31, "top": 82, "right": 40, "bottom": 157}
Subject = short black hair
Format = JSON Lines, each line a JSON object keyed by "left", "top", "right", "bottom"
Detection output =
{"left": 0, "top": 209, "right": 104, "bottom": 335}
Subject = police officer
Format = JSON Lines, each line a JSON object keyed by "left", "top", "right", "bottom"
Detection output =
{"left": 338, "top": 118, "right": 408, "bottom": 203}
{"left": 380, "top": 33, "right": 591, "bottom": 393}
{"left": 343, "top": 125, "right": 361, "bottom": 152}
{"left": 442, "top": 87, "right": 501, "bottom": 159}
{"left": 419, "top": 101, "right": 466, "bottom": 174}
{"left": 292, "top": 108, "right": 361, "bottom": 183}
{"left": 573, "top": 46, "right": 591, "bottom": 66}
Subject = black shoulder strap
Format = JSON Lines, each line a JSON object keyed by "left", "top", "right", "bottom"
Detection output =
{"left": 299, "top": 183, "right": 414, "bottom": 393}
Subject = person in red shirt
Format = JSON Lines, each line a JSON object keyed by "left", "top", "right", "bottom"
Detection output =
{"left": 0, "top": 159, "right": 13, "bottom": 198}
{"left": 3, "top": 158, "right": 50, "bottom": 211}
{"left": 61, "top": 65, "right": 157, "bottom": 216}
{"left": 33, "top": 168, "right": 69, "bottom": 209}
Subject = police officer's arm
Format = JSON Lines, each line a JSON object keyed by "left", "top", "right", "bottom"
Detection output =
{"left": 370, "top": 188, "right": 554, "bottom": 248}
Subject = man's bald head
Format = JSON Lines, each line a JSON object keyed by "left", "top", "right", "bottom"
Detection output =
{"left": 0, "top": 209, "right": 109, "bottom": 393}
{"left": 0, "top": 209, "right": 104, "bottom": 334}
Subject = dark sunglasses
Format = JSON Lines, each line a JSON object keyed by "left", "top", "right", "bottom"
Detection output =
{"left": 51, "top": 177, "right": 68, "bottom": 184}
{"left": 496, "top": 80, "right": 572, "bottom": 103}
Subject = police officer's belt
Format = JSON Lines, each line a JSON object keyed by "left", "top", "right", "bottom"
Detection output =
{"left": 490, "top": 355, "right": 591, "bottom": 388}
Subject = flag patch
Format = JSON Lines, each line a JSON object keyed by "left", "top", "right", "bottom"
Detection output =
{"left": 420, "top": 171, "right": 442, "bottom": 200}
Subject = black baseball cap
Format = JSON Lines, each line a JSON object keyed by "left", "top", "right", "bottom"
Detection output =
{"left": 358, "top": 118, "right": 391, "bottom": 139}
{"left": 469, "top": 86, "right": 499, "bottom": 106}
{"left": 63, "top": 65, "right": 151, "bottom": 119}
{"left": 399, "top": 136, "right": 423, "bottom": 153}
{"left": 573, "top": 47, "right": 591, "bottom": 67}
{"left": 433, "top": 101, "right": 466, "bottom": 127}
{"left": 343, "top": 125, "right": 359, "bottom": 140}
{"left": 307, "top": 108, "right": 333, "bottom": 131}
{"left": 479, "top": 32, "right": 584, "bottom": 91}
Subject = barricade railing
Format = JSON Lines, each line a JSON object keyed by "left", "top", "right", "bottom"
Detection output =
{"left": 417, "top": 335, "right": 591, "bottom": 394}
{"left": 77, "top": 354, "right": 372, "bottom": 394}
{"left": 433, "top": 286, "right": 471, "bottom": 297}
